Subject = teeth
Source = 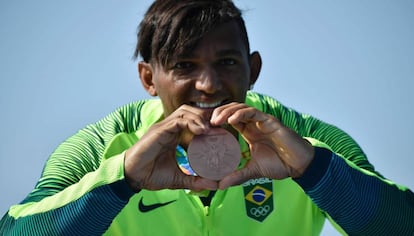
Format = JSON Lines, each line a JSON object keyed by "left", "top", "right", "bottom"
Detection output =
{"left": 195, "top": 101, "right": 222, "bottom": 108}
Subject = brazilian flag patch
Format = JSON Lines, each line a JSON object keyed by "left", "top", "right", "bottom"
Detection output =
{"left": 243, "top": 178, "right": 274, "bottom": 222}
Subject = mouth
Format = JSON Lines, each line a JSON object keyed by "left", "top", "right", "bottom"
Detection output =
{"left": 193, "top": 100, "right": 223, "bottom": 109}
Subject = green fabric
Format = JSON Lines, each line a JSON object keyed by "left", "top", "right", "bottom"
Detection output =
{"left": 9, "top": 153, "right": 126, "bottom": 219}
{"left": 2, "top": 91, "right": 390, "bottom": 235}
{"left": 101, "top": 93, "right": 343, "bottom": 235}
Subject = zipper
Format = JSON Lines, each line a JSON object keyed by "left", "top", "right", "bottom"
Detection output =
{"left": 185, "top": 190, "right": 210, "bottom": 235}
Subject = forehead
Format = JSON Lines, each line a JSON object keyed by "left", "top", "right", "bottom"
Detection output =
{"left": 178, "top": 21, "right": 249, "bottom": 59}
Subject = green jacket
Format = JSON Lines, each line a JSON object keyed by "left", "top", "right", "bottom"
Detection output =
{"left": 1, "top": 92, "right": 413, "bottom": 235}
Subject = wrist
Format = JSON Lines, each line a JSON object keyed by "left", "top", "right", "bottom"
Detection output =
{"left": 290, "top": 139, "right": 315, "bottom": 178}
{"left": 124, "top": 149, "right": 142, "bottom": 193}
{"left": 109, "top": 179, "right": 137, "bottom": 200}
{"left": 293, "top": 147, "right": 333, "bottom": 190}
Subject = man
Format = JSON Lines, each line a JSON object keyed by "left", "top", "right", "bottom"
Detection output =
{"left": 1, "top": 0, "right": 413, "bottom": 235}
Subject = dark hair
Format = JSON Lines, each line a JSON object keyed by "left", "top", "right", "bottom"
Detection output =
{"left": 134, "top": 0, "right": 250, "bottom": 66}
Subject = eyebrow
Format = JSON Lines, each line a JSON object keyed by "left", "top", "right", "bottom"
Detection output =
{"left": 177, "top": 49, "right": 244, "bottom": 59}
{"left": 216, "top": 49, "right": 243, "bottom": 57}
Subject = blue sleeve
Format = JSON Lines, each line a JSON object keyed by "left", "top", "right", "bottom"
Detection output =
{"left": 295, "top": 147, "right": 414, "bottom": 235}
{"left": 0, "top": 102, "right": 143, "bottom": 235}
{"left": 0, "top": 180, "right": 134, "bottom": 236}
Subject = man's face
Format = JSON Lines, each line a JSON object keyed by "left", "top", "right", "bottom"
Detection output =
{"left": 141, "top": 21, "right": 260, "bottom": 118}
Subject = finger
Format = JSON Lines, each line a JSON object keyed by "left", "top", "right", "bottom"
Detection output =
{"left": 212, "top": 103, "right": 272, "bottom": 127}
{"left": 227, "top": 108, "right": 269, "bottom": 126}
{"left": 210, "top": 103, "right": 249, "bottom": 125}
{"left": 159, "top": 112, "right": 209, "bottom": 137}
{"left": 178, "top": 104, "right": 215, "bottom": 123}
{"left": 254, "top": 116, "right": 281, "bottom": 134}
{"left": 181, "top": 104, "right": 216, "bottom": 121}
{"left": 218, "top": 167, "right": 257, "bottom": 190}
{"left": 179, "top": 175, "right": 218, "bottom": 191}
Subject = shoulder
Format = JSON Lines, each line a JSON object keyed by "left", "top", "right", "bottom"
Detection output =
{"left": 246, "top": 91, "right": 293, "bottom": 117}
{"left": 97, "top": 99, "right": 162, "bottom": 134}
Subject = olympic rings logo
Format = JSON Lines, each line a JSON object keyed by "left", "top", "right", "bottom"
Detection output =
{"left": 249, "top": 205, "right": 271, "bottom": 217}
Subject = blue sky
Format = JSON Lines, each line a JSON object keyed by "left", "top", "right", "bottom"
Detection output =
{"left": 1, "top": 1, "right": 413, "bottom": 235}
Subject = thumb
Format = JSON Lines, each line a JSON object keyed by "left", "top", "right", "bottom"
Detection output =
{"left": 182, "top": 176, "right": 219, "bottom": 191}
{"left": 218, "top": 167, "right": 256, "bottom": 190}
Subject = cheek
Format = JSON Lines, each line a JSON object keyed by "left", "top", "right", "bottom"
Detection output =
{"left": 158, "top": 80, "right": 193, "bottom": 110}
{"left": 222, "top": 73, "right": 250, "bottom": 90}
{"left": 229, "top": 79, "right": 250, "bottom": 102}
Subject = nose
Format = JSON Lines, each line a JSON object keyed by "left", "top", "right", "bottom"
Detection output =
{"left": 195, "top": 67, "right": 222, "bottom": 94}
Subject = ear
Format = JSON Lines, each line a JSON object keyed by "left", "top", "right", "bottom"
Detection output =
{"left": 138, "top": 62, "right": 157, "bottom": 96}
{"left": 249, "top": 51, "right": 262, "bottom": 88}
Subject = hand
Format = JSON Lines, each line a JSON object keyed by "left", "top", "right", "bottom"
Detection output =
{"left": 124, "top": 105, "right": 218, "bottom": 192}
{"left": 210, "top": 102, "right": 314, "bottom": 189}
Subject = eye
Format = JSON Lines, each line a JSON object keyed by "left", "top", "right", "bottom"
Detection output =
{"left": 173, "top": 61, "right": 194, "bottom": 70}
{"left": 218, "top": 58, "right": 237, "bottom": 66}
